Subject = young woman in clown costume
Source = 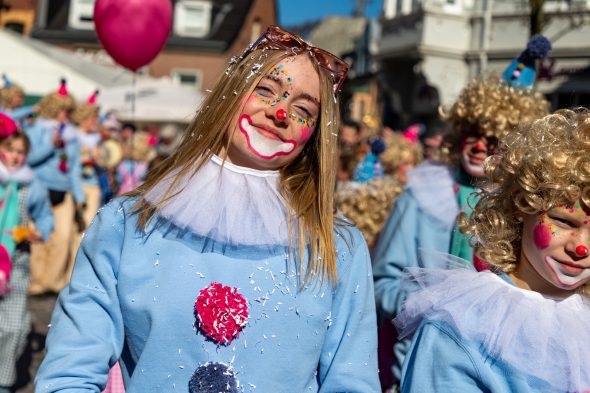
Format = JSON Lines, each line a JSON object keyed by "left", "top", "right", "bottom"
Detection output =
{"left": 396, "top": 109, "right": 590, "bottom": 392}
{"left": 36, "top": 26, "right": 379, "bottom": 392}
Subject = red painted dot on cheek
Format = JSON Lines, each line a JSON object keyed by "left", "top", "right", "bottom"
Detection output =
{"left": 533, "top": 224, "right": 552, "bottom": 250}
{"left": 299, "top": 127, "right": 313, "bottom": 143}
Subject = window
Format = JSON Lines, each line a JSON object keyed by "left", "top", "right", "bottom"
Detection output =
{"left": 4, "top": 22, "right": 25, "bottom": 34}
{"left": 174, "top": 0, "right": 212, "bottom": 38}
{"left": 69, "top": 0, "right": 95, "bottom": 30}
{"left": 171, "top": 69, "right": 203, "bottom": 91}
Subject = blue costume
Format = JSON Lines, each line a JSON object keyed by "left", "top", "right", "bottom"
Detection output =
{"left": 395, "top": 267, "right": 590, "bottom": 392}
{"left": 0, "top": 163, "right": 53, "bottom": 388}
{"left": 1, "top": 106, "right": 34, "bottom": 127}
{"left": 25, "top": 117, "right": 85, "bottom": 204}
{"left": 372, "top": 161, "right": 473, "bottom": 381}
{"left": 36, "top": 155, "right": 380, "bottom": 392}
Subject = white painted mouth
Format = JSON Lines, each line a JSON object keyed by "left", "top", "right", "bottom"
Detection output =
{"left": 239, "top": 115, "right": 296, "bottom": 159}
{"left": 461, "top": 152, "right": 485, "bottom": 177}
{"left": 545, "top": 255, "right": 590, "bottom": 287}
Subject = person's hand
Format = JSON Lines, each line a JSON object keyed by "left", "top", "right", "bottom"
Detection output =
{"left": 25, "top": 231, "right": 43, "bottom": 243}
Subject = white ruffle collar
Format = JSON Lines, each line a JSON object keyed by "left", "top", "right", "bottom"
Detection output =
{"left": 406, "top": 160, "right": 459, "bottom": 228}
{"left": 145, "top": 154, "right": 291, "bottom": 247}
{"left": 0, "top": 161, "right": 34, "bottom": 184}
{"left": 395, "top": 266, "right": 590, "bottom": 391}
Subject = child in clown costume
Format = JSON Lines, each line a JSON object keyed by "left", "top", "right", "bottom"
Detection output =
{"left": 36, "top": 26, "right": 379, "bottom": 392}
{"left": 0, "top": 113, "right": 53, "bottom": 393}
{"left": 396, "top": 108, "right": 590, "bottom": 392}
{"left": 68, "top": 90, "right": 103, "bottom": 277}
{"left": 0, "top": 75, "right": 35, "bottom": 127}
{"left": 26, "top": 79, "right": 85, "bottom": 295}
{"left": 372, "top": 35, "right": 552, "bottom": 387}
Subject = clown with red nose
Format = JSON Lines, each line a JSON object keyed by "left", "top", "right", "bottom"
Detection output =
{"left": 372, "top": 36, "right": 552, "bottom": 388}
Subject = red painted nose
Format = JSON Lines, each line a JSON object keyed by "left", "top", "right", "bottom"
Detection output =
{"left": 473, "top": 142, "right": 487, "bottom": 152}
{"left": 575, "top": 245, "right": 588, "bottom": 257}
{"left": 276, "top": 109, "right": 287, "bottom": 121}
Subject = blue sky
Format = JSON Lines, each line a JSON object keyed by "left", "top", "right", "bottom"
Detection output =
{"left": 277, "top": 0, "right": 383, "bottom": 27}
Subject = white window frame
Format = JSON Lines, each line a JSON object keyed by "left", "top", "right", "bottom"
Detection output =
{"left": 68, "top": 0, "right": 95, "bottom": 30}
{"left": 174, "top": 0, "right": 212, "bottom": 38}
{"left": 171, "top": 68, "right": 203, "bottom": 91}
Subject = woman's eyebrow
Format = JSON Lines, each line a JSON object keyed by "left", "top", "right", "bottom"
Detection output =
{"left": 298, "top": 93, "right": 320, "bottom": 109}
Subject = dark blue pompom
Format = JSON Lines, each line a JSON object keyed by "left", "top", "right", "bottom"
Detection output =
{"left": 370, "top": 137, "right": 386, "bottom": 156}
{"left": 527, "top": 34, "right": 552, "bottom": 59}
{"left": 188, "top": 363, "right": 238, "bottom": 393}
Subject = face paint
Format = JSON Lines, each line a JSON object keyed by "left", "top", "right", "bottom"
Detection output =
{"left": 522, "top": 206, "right": 590, "bottom": 291}
{"left": 226, "top": 56, "right": 320, "bottom": 170}
{"left": 238, "top": 114, "right": 296, "bottom": 159}
{"left": 459, "top": 135, "right": 497, "bottom": 178}
{"left": 544, "top": 255, "right": 590, "bottom": 287}
{"left": 533, "top": 223, "right": 552, "bottom": 250}
{"left": 299, "top": 126, "right": 313, "bottom": 143}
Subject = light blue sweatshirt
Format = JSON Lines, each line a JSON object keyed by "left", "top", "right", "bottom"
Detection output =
{"left": 25, "top": 178, "right": 54, "bottom": 241}
{"left": 399, "top": 273, "right": 579, "bottom": 393}
{"left": 25, "top": 118, "right": 85, "bottom": 203}
{"left": 35, "top": 198, "right": 380, "bottom": 392}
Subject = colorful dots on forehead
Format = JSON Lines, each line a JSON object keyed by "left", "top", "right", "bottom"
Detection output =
{"left": 556, "top": 202, "right": 590, "bottom": 219}
{"left": 268, "top": 65, "right": 293, "bottom": 84}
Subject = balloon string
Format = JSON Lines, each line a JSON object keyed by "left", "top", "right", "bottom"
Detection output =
{"left": 132, "top": 72, "right": 136, "bottom": 122}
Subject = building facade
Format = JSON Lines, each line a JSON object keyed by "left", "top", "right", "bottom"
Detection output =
{"left": 379, "top": 0, "right": 590, "bottom": 126}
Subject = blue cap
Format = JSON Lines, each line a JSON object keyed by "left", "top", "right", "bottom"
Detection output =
{"left": 502, "top": 35, "right": 552, "bottom": 89}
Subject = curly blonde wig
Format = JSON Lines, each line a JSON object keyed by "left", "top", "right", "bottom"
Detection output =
{"left": 0, "top": 84, "right": 25, "bottom": 108}
{"left": 460, "top": 109, "right": 590, "bottom": 296}
{"left": 380, "top": 132, "right": 422, "bottom": 178}
{"left": 335, "top": 176, "right": 403, "bottom": 249}
{"left": 71, "top": 103, "right": 98, "bottom": 126}
{"left": 440, "top": 75, "right": 550, "bottom": 166}
{"left": 37, "top": 92, "right": 76, "bottom": 120}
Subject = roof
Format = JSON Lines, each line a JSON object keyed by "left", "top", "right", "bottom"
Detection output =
{"left": 0, "top": 28, "right": 133, "bottom": 98}
{"left": 306, "top": 16, "right": 367, "bottom": 57}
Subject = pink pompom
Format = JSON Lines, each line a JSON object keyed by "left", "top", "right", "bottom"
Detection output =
{"left": 0, "top": 113, "right": 17, "bottom": 138}
{"left": 58, "top": 79, "right": 69, "bottom": 96}
{"left": 195, "top": 282, "right": 249, "bottom": 345}
{"left": 512, "top": 70, "right": 521, "bottom": 78}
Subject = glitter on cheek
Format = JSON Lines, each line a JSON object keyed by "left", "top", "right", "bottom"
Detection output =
{"left": 533, "top": 224, "right": 552, "bottom": 250}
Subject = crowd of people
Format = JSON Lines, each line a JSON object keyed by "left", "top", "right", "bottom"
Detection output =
{"left": 0, "top": 25, "right": 588, "bottom": 393}
{"left": 0, "top": 77, "right": 183, "bottom": 392}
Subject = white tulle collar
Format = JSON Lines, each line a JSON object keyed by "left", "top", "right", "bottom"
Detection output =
{"left": 0, "top": 161, "right": 34, "bottom": 184}
{"left": 208, "top": 154, "right": 279, "bottom": 177}
{"left": 144, "top": 154, "right": 291, "bottom": 247}
{"left": 395, "top": 266, "right": 590, "bottom": 391}
{"left": 406, "top": 160, "right": 459, "bottom": 228}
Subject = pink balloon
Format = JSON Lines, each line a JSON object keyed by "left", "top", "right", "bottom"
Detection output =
{"left": 94, "top": 0, "right": 172, "bottom": 72}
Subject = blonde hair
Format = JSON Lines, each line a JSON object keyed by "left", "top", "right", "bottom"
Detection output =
{"left": 460, "top": 109, "right": 590, "bottom": 296}
{"left": 335, "top": 176, "right": 403, "bottom": 249}
{"left": 37, "top": 92, "right": 76, "bottom": 119}
{"left": 439, "top": 75, "right": 549, "bottom": 166}
{"left": 380, "top": 132, "right": 422, "bottom": 177}
{"left": 71, "top": 103, "right": 98, "bottom": 126}
{"left": 129, "top": 46, "right": 342, "bottom": 285}
{"left": 0, "top": 84, "right": 25, "bottom": 108}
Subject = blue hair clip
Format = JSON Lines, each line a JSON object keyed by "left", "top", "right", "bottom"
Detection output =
{"left": 2, "top": 74, "right": 13, "bottom": 88}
